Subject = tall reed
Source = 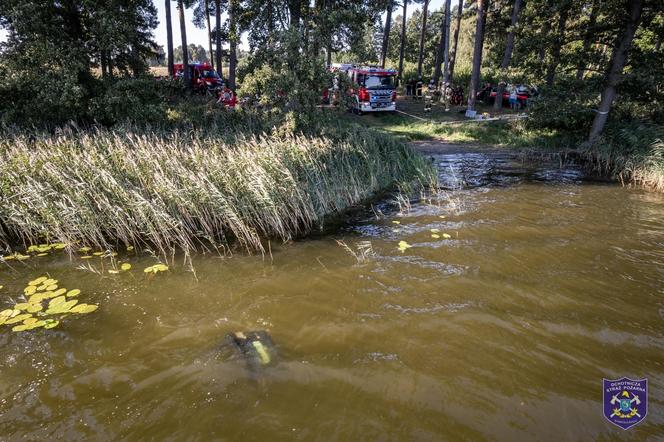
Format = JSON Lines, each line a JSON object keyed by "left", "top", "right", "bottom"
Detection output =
{"left": 0, "top": 125, "right": 434, "bottom": 257}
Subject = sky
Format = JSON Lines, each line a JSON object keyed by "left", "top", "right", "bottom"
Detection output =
{"left": 0, "top": 0, "right": 451, "bottom": 50}
{"left": 153, "top": 0, "right": 450, "bottom": 52}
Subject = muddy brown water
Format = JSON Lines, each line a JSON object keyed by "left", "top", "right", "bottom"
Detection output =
{"left": 1, "top": 147, "right": 663, "bottom": 440}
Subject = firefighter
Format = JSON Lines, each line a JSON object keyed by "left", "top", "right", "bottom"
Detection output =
{"left": 424, "top": 79, "right": 436, "bottom": 112}
{"left": 415, "top": 76, "right": 423, "bottom": 100}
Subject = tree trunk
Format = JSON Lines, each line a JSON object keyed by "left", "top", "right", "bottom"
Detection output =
{"left": 289, "top": 0, "right": 301, "bottom": 30}
{"left": 398, "top": 0, "right": 408, "bottom": 86}
{"left": 576, "top": 0, "right": 599, "bottom": 80}
{"left": 587, "top": 0, "right": 643, "bottom": 145}
{"left": 178, "top": 0, "right": 190, "bottom": 88}
{"left": 433, "top": 0, "right": 451, "bottom": 84}
{"left": 108, "top": 51, "right": 115, "bottom": 79}
{"left": 416, "top": 0, "right": 429, "bottom": 79}
{"left": 204, "top": 0, "right": 214, "bottom": 69}
{"left": 100, "top": 50, "right": 108, "bottom": 79}
{"left": 229, "top": 0, "right": 237, "bottom": 89}
{"left": 494, "top": 0, "right": 522, "bottom": 110}
{"left": 448, "top": 0, "right": 463, "bottom": 82}
{"left": 165, "top": 0, "right": 175, "bottom": 77}
{"left": 467, "top": 0, "right": 486, "bottom": 111}
{"left": 214, "top": 0, "right": 222, "bottom": 76}
{"left": 545, "top": 1, "right": 570, "bottom": 87}
{"left": 326, "top": 42, "right": 332, "bottom": 67}
{"left": 380, "top": 1, "right": 394, "bottom": 68}
{"left": 537, "top": 0, "right": 553, "bottom": 62}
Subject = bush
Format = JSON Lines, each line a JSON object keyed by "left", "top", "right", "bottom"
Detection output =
{"left": 88, "top": 78, "right": 172, "bottom": 125}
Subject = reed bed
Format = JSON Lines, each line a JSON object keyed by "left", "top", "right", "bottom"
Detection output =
{"left": 0, "top": 125, "right": 434, "bottom": 257}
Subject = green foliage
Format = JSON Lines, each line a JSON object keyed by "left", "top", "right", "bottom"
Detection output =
{"left": 89, "top": 79, "right": 170, "bottom": 125}
{"left": 0, "top": 117, "right": 435, "bottom": 257}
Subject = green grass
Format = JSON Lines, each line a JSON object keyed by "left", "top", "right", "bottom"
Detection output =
{"left": 0, "top": 119, "right": 435, "bottom": 257}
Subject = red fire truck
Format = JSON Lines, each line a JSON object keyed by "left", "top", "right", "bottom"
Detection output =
{"left": 346, "top": 66, "right": 398, "bottom": 114}
{"left": 173, "top": 62, "right": 224, "bottom": 96}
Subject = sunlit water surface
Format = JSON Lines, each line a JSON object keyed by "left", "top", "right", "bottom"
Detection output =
{"left": 1, "top": 151, "right": 663, "bottom": 440}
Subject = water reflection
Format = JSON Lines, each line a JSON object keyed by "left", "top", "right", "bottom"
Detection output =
{"left": 1, "top": 151, "right": 663, "bottom": 439}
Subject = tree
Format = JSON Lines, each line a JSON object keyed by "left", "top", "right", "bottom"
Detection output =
{"left": 398, "top": 0, "right": 408, "bottom": 85}
{"left": 448, "top": 0, "right": 463, "bottom": 81}
{"left": 587, "top": 0, "right": 645, "bottom": 144}
{"left": 494, "top": 0, "right": 522, "bottom": 110}
{"left": 177, "top": 0, "right": 191, "bottom": 87}
{"left": 433, "top": 0, "right": 451, "bottom": 84}
{"left": 380, "top": 1, "right": 394, "bottom": 68}
{"left": 467, "top": 0, "right": 487, "bottom": 110}
{"left": 545, "top": 0, "right": 571, "bottom": 87}
{"left": 165, "top": 0, "right": 175, "bottom": 76}
{"left": 416, "top": 0, "right": 430, "bottom": 79}
{"left": 575, "top": 0, "right": 600, "bottom": 80}
{"left": 214, "top": 0, "right": 223, "bottom": 75}
{"left": 228, "top": 0, "right": 239, "bottom": 88}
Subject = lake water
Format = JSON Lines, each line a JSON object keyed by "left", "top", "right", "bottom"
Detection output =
{"left": 1, "top": 149, "right": 663, "bottom": 440}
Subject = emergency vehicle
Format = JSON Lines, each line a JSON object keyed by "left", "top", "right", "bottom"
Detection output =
{"left": 346, "top": 66, "right": 398, "bottom": 114}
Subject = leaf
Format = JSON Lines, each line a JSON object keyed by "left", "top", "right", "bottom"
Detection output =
{"left": 43, "top": 279, "right": 57, "bottom": 286}
{"left": 53, "top": 288, "right": 67, "bottom": 297}
{"left": 392, "top": 220, "right": 401, "bottom": 224}
{"left": 126, "top": 246, "right": 134, "bottom": 251}
{"left": 108, "top": 270, "right": 120, "bottom": 274}
{"left": 78, "top": 247, "right": 91, "bottom": 252}
{"left": 46, "top": 284, "right": 58, "bottom": 291}
{"left": 439, "top": 215, "right": 446, "bottom": 219}
{"left": 66, "top": 289, "right": 81, "bottom": 297}
{"left": 36, "top": 253, "right": 49, "bottom": 257}
{"left": 12, "top": 324, "right": 30, "bottom": 332}
{"left": 5, "top": 314, "right": 32, "bottom": 324}
{"left": 49, "top": 296, "right": 66, "bottom": 307}
{"left": 154, "top": 264, "right": 168, "bottom": 272}
{"left": 44, "top": 320, "right": 59, "bottom": 329}
{"left": 430, "top": 228, "right": 440, "bottom": 233}
{"left": 0, "top": 309, "right": 15, "bottom": 317}
{"left": 397, "top": 240, "right": 412, "bottom": 252}
{"left": 442, "top": 233, "right": 452, "bottom": 239}
{"left": 80, "top": 256, "right": 93, "bottom": 259}
{"left": 24, "top": 286, "right": 37, "bottom": 296}
{"left": 53, "top": 243, "right": 66, "bottom": 250}
{"left": 70, "top": 304, "right": 98, "bottom": 314}
{"left": 120, "top": 263, "right": 131, "bottom": 271}
{"left": 23, "top": 317, "right": 38, "bottom": 325}
{"left": 431, "top": 234, "right": 440, "bottom": 239}
{"left": 28, "top": 276, "right": 47, "bottom": 286}
{"left": 14, "top": 303, "right": 30, "bottom": 311}
{"left": 27, "top": 304, "right": 43, "bottom": 313}
{"left": 93, "top": 252, "right": 103, "bottom": 256}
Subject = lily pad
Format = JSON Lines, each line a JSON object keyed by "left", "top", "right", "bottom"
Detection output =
{"left": 49, "top": 296, "right": 67, "bottom": 307}
{"left": 78, "top": 247, "right": 91, "bottom": 252}
{"left": 120, "top": 263, "right": 131, "bottom": 271}
{"left": 70, "top": 304, "right": 98, "bottom": 314}
{"left": 6, "top": 314, "right": 32, "bottom": 324}
{"left": 0, "top": 309, "right": 15, "bottom": 317}
{"left": 66, "top": 289, "right": 81, "bottom": 297}
{"left": 43, "top": 279, "right": 58, "bottom": 286}
{"left": 46, "top": 284, "right": 58, "bottom": 291}
{"left": 28, "top": 276, "right": 47, "bottom": 286}
{"left": 24, "top": 286, "right": 37, "bottom": 296}
{"left": 431, "top": 234, "right": 440, "bottom": 239}
{"left": 442, "top": 233, "right": 452, "bottom": 239}
{"left": 12, "top": 324, "right": 30, "bottom": 332}
{"left": 14, "top": 303, "right": 31, "bottom": 311}
{"left": 23, "top": 317, "right": 38, "bottom": 325}
{"left": 44, "top": 320, "right": 59, "bottom": 329}
{"left": 26, "top": 304, "right": 43, "bottom": 313}
{"left": 53, "top": 288, "right": 67, "bottom": 297}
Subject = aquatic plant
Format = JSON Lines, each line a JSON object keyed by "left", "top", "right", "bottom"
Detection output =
{"left": 0, "top": 125, "right": 434, "bottom": 259}
{"left": 0, "top": 277, "right": 99, "bottom": 332}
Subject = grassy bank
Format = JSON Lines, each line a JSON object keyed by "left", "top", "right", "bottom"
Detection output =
{"left": 0, "top": 120, "right": 434, "bottom": 257}
{"left": 356, "top": 106, "right": 664, "bottom": 192}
